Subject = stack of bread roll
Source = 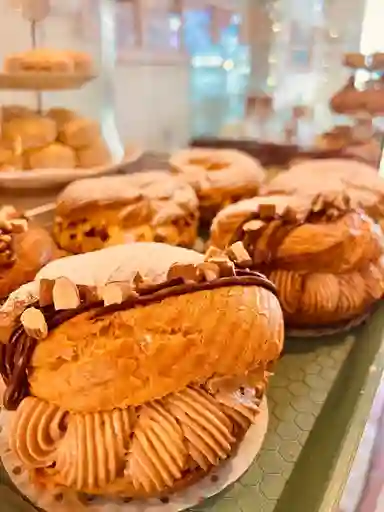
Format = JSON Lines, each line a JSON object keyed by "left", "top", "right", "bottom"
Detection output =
{"left": 0, "top": 105, "right": 112, "bottom": 172}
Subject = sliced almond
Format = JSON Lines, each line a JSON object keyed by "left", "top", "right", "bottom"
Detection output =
{"left": 0, "top": 219, "right": 12, "bottom": 232}
{"left": 0, "top": 234, "right": 12, "bottom": 244}
{"left": 311, "top": 194, "right": 325, "bottom": 212}
{"left": 198, "top": 261, "right": 220, "bottom": 281}
{"left": 20, "top": 307, "right": 48, "bottom": 339}
{"left": 258, "top": 203, "right": 276, "bottom": 219}
{"left": 226, "top": 241, "right": 252, "bottom": 268}
{"left": 9, "top": 218, "right": 28, "bottom": 233}
{"left": 39, "top": 279, "right": 55, "bottom": 307}
{"left": 0, "top": 206, "right": 18, "bottom": 222}
{"left": 333, "top": 192, "right": 350, "bottom": 211}
{"left": 242, "top": 219, "right": 265, "bottom": 233}
{"left": 53, "top": 277, "right": 80, "bottom": 310}
{"left": 167, "top": 263, "right": 202, "bottom": 283}
{"left": 206, "top": 256, "right": 235, "bottom": 277}
{"left": 77, "top": 285, "right": 100, "bottom": 304}
{"left": 204, "top": 246, "right": 225, "bottom": 261}
{"left": 100, "top": 282, "right": 138, "bottom": 306}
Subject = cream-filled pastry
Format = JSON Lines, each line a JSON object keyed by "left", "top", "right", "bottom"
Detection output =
{"left": 209, "top": 192, "right": 384, "bottom": 328}
{"left": 0, "top": 242, "right": 283, "bottom": 499}
{"left": 53, "top": 172, "right": 199, "bottom": 253}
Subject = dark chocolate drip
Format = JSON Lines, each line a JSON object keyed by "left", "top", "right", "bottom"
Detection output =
{"left": 1, "top": 268, "right": 277, "bottom": 411}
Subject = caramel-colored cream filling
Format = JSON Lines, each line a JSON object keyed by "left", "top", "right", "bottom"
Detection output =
{"left": 11, "top": 383, "right": 263, "bottom": 494}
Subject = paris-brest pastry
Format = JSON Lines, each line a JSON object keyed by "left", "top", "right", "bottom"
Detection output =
{"left": 169, "top": 148, "right": 265, "bottom": 222}
{"left": 209, "top": 193, "right": 384, "bottom": 328}
{"left": 0, "top": 243, "right": 283, "bottom": 501}
{"left": 53, "top": 172, "right": 199, "bottom": 253}
{"left": 0, "top": 205, "right": 61, "bottom": 299}
{"left": 265, "top": 159, "right": 384, "bottom": 230}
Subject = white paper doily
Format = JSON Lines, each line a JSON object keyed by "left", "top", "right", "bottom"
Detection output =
{"left": 0, "top": 398, "right": 268, "bottom": 512}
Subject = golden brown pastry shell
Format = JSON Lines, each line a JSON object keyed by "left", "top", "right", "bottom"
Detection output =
{"left": 264, "top": 158, "right": 384, "bottom": 223}
{"left": 30, "top": 285, "right": 282, "bottom": 412}
{"left": 0, "top": 223, "right": 62, "bottom": 300}
{"left": 53, "top": 172, "right": 199, "bottom": 253}
{"left": 209, "top": 194, "right": 384, "bottom": 327}
{"left": 6, "top": 243, "right": 281, "bottom": 499}
{"left": 170, "top": 148, "right": 265, "bottom": 222}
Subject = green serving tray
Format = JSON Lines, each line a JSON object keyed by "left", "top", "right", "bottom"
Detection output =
{"left": 1, "top": 304, "right": 383, "bottom": 512}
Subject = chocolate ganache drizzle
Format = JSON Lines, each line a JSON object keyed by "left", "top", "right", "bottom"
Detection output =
{"left": 0, "top": 266, "right": 277, "bottom": 411}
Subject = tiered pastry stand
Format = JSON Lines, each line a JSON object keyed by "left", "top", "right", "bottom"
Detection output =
{"left": 0, "top": 0, "right": 139, "bottom": 190}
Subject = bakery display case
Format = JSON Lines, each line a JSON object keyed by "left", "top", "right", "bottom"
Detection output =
{"left": 1, "top": 1, "right": 384, "bottom": 512}
{"left": 0, "top": 0, "right": 128, "bottom": 189}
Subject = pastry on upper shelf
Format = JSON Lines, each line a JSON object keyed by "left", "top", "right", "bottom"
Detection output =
{"left": 169, "top": 148, "right": 265, "bottom": 222}
{"left": 0, "top": 205, "right": 62, "bottom": 299}
{"left": 330, "top": 77, "right": 384, "bottom": 115}
{"left": 0, "top": 105, "right": 113, "bottom": 171}
{"left": 53, "top": 171, "right": 199, "bottom": 253}
{"left": 343, "top": 52, "right": 384, "bottom": 70}
{"left": 209, "top": 193, "right": 384, "bottom": 328}
{"left": 3, "top": 116, "right": 57, "bottom": 151}
{"left": 45, "top": 107, "right": 78, "bottom": 128}
{"left": 0, "top": 242, "right": 283, "bottom": 501}
{"left": 1, "top": 105, "right": 36, "bottom": 122}
{"left": 58, "top": 117, "right": 100, "bottom": 148}
{"left": 4, "top": 48, "right": 93, "bottom": 74}
{"left": 26, "top": 142, "right": 77, "bottom": 170}
{"left": 76, "top": 137, "right": 112, "bottom": 168}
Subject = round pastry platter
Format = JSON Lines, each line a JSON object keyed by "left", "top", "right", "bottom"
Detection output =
{"left": 0, "top": 398, "right": 268, "bottom": 512}
{"left": 0, "top": 72, "right": 97, "bottom": 91}
{"left": 0, "top": 147, "right": 143, "bottom": 189}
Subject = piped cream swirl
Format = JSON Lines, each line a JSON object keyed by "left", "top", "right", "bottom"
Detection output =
{"left": 10, "top": 384, "right": 262, "bottom": 494}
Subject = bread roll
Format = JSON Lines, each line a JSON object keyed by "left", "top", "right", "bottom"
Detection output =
{"left": 76, "top": 137, "right": 112, "bottom": 167}
{"left": 59, "top": 117, "right": 100, "bottom": 148}
{"left": 45, "top": 107, "right": 77, "bottom": 129}
{"left": 27, "top": 143, "right": 77, "bottom": 169}
{"left": 3, "top": 116, "right": 57, "bottom": 151}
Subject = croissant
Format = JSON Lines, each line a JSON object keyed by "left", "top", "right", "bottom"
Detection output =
{"left": 209, "top": 192, "right": 384, "bottom": 328}
{"left": 0, "top": 242, "right": 283, "bottom": 499}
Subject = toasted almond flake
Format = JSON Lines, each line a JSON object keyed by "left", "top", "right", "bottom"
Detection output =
{"left": 39, "top": 279, "right": 55, "bottom": 307}
{"left": 205, "top": 256, "right": 235, "bottom": 277}
{"left": 242, "top": 219, "right": 265, "bottom": 233}
{"left": 258, "top": 203, "right": 276, "bottom": 219}
{"left": 9, "top": 219, "right": 28, "bottom": 233}
{"left": 204, "top": 246, "right": 225, "bottom": 261}
{"left": 77, "top": 285, "right": 100, "bottom": 304}
{"left": 167, "top": 263, "right": 202, "bottom": 283}
{"left": 53, "top": 277, "right": 80, "bottom": 310}
{"left": 20, "top": 307, "right": 48, "bottom": 339}
{"left": 100, "top": 282, "right": 138, "bottom": 306}
{"left": 226, "top": 242, "right": 252, "bottom": 268}
{"left": 198, "top": 262, "right": 220, "bottom": 281}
